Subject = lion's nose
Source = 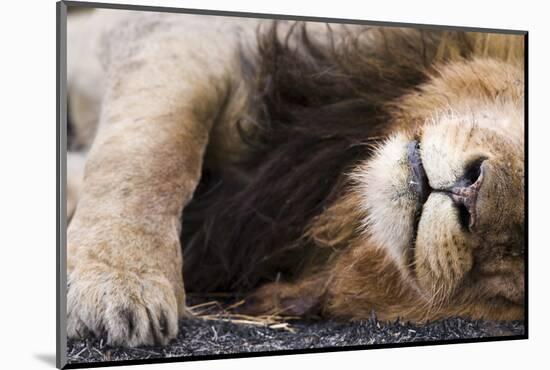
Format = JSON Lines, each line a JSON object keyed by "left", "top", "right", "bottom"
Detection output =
{"left": 449, "top": 160, "right": 485, "bottom": 230}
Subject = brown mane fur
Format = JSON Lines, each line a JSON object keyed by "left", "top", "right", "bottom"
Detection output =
{"left": 181, "top": 23, "right": 523, "bottom": 306}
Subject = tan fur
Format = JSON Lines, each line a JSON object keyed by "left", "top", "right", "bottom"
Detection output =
{"left": 67, "top": 10, "right": 262, "bottom": 346}
{"left": 66, "top": 152, "right": 86, "bottom": 220}
{"left": 67, "top": 10, "right": 524, "bottom": 347}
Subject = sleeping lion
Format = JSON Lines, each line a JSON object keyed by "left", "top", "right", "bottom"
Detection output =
{"left": 66, "top": 9, "right": 525, "bottom": 347}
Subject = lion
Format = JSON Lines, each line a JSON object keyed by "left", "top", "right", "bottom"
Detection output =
{"left": 65, "top": 8, "right": 525, "bottom": 348}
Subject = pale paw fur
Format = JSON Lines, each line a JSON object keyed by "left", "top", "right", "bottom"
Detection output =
{"left": 67, "top": 264, "right": 181, "bottom": 347}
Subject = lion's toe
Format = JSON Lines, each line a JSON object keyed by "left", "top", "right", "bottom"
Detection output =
{"left": 67, "top": 267, "right": 180, "bottom": 347}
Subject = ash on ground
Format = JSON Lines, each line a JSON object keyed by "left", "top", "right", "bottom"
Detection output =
{"left": 67, "top": 296, "right": 524, "bottom": 365}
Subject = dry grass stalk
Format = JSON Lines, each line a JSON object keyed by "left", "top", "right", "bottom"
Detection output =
{"left": 190, "top": 298, "right": 298, "bottom": 333}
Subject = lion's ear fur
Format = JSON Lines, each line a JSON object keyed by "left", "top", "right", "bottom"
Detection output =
{"left": 241, "top": 275, "right": 328, "bottom": 316}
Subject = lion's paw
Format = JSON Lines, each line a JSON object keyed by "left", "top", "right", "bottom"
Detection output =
{"left": 67, "top": 265, "right": 180, "bottom": 347}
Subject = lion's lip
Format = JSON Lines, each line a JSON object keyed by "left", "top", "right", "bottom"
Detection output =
{"left": 407, "top": 140, "right": 432, "bottom": 207}
{"left": 406, "top": 140, "right": 432, "bottom": 272}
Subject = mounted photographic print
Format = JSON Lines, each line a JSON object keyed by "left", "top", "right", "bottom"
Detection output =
{"left": 56, "top": 1, "right": 527, "bottom": 368}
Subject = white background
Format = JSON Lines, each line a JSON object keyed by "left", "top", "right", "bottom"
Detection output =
{"left": 0, "top": 0, "right": 547, "bottom": 368}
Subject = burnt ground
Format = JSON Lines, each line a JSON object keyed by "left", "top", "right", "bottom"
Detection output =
{"left": 66, "top": 295, "right": 525, "bottom": 366}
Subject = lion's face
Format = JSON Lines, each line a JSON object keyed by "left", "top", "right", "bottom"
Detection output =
{"left": 353, "top": 60, "right": 524, "bottom": 312}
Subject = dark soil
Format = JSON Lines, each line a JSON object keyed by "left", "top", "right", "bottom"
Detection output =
{"left": 66, "top": 296, "right": 524, "bottom": 366}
